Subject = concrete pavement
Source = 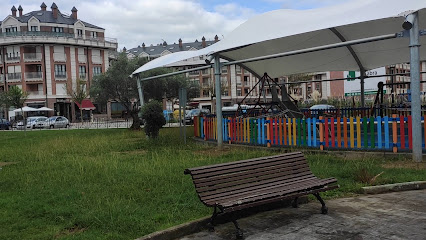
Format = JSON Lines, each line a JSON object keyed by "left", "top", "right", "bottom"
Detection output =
{"left": 179, "top": 190, "right": 426, "bottom": 240}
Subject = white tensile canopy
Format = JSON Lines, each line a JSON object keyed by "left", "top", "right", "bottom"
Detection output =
{"left": 132, "top": 0, "right": 426, "bottom": 77}
{"left": 37, "top": 107, "right": 54, "bottom": 111}
{"left": 13, "top": 106, "right": 39, "bottom": 112}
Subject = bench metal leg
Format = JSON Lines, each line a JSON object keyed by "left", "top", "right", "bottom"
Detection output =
{"left": 292, "top": 197, "right": 299, "bottom": 208}
{"left": 207, "top": 207, "right": 218, "bottom": 231}
{"left": 231, "top": 213, "right": 243, "bottom": 239}
{"left": 313, "top": 192, "right": 328, "bottom": 214}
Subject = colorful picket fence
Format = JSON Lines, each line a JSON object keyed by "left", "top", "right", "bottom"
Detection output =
{"left": 194, "top": 114, "right": 426, "bottom": 152}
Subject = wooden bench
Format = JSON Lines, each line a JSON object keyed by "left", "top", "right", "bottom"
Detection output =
{"left": 184, "top": 152, "right": 338, "bottom": 239}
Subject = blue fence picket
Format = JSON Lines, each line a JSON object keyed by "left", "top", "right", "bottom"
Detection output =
{"left": 377, "top": 116, "right": 382, "bottom": 149}
{"left": 384, "top": 116, "right": 390, "bottom": 149}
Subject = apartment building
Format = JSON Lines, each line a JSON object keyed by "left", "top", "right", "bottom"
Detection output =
{"left": 0, "top": 3, "right": 117, "bottom": 121}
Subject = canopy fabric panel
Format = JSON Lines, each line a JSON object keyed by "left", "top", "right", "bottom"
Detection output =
{"left": 75, "top": 99, "right": 96, "bottom": 111}
{"left": 132, "top": 0, "right": 426, "bottom": 78}
{"left": 13, "top": 106, "right": 39, "bottom": 112}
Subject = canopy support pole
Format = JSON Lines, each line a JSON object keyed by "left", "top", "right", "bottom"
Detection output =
{"left": 360, "top": 72, "right": 366, "bottom": 107}
{"left": 137, "top": 76, "right": 144, "bottom": 107}
{"left": 214, "top": 55, "right": 223, "bottom": 148}
{"left": 329, "top": 28, "right": 367, "bottom": 107}
{"left": 408, "top": 12, "right": 422, "bottom": 162}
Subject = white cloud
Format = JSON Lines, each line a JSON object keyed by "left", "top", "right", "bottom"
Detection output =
{"left": 263, "top": 0, "right": 349, "bottom": 9}
{"left": 2, "top": 0, "right": 255, "bottom": 50}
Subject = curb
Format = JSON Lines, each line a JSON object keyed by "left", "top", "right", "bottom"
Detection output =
{"left": 135, "top": 197, "right": 307, "bottom": 240}
{"left": 135, "top": 217, "right": 210, "bottom": 240}
{"left": 362, "top": 181, "right": 426, "bottom": 194}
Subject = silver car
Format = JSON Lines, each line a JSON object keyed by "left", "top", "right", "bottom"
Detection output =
{"left": 26, "top": 116, "right": 48, "bottom": 129}
{"left": 43, "top": 116, "right": 70, "bottom": 129}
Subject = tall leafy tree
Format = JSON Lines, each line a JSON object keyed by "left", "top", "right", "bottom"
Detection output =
{"left": 3, "top": 85, "right": 28, "bottom": 109}
{"left": 91, "top": 53, "right": 148, "bottom": 129}
{"left": 67, "top": 79, "right": 88, "bottom": 123}
{"left": 91, "top": 52, "right": 197, "bottom": 130}
{"left": 2, "top": 85, "right": 28, "bottom": 121}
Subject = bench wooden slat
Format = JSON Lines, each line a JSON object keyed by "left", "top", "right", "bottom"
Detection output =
{"left": 197, "top": 167, "right": 313, "bottom": 195}
{"left": 222, "top": 185, "right": 339, "bottom": 213}
{"left": 187, "top": 152, "right": 303, "bottom": 173}
{"left": 187, "top": 152, "right": 304, "bottom": 176}
{"left": 198, "top": 170, "right": 315, "bottom": 199}
{"left": 194, "top": 161, "right": 310, "bottom": 189}
{"left": 191, "top": 156, "right": 307, "bottom": 180}
{"left": 203, "top": 176, "right": 327, "bottom": 205}
{"left": 219, "top": 178, "right": 337, "bottom": 208}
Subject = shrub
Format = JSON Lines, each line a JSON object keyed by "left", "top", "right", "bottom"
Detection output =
{"left": 141, "top": 100, "right": 166, "bottom": 138}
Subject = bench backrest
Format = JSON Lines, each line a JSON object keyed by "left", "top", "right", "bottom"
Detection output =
{"left": 184, "top": 152, "right": 314, "bottom": 204}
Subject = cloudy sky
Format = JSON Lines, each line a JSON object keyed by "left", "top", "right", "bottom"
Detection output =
{"left": 2, "top": 0, "right": 349, "bottom": 49}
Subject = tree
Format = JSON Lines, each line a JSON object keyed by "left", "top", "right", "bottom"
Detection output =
{"left": 1, "top": 86, "right": 28, "bottom": 122}
{"left": 67, "top": 79, "right": 88, "bottom": 123}
{"left": 141, "top": 100, "right": 165, "bottom": 138}
{"left": 141, "top": 68, "right": 196, "bottom": 101}
{"left": 90, "top": 53, "right": 149, "bottom": 130}
{"left": 3, "top": 85, "right": 28, "bottom": 109}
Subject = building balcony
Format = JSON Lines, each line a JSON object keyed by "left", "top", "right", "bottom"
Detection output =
{"left": 0, "top": 31, "right": 118, "bottom": 50}
{"left": 7, "top": 72, "right": 22, "bottom": 82}
{"left": 53, "top": 53, "right": 67, "bottom": 62}
{"left": 55, "top": 72, "right": 67, "bottom": 81}
{"left": 27, "top": 91, "right": 43, "bottom": 97}
{"left": 79, "top": 74, "right": 86, "bottom": 80}
{"left": 25, "top": 72, "right": 43, "bottom": 82}
{"left": 23, "top": 53, "right": 42, "bottom": 62}
{"left": 0, "top": 75, "right": 4, "bottom": 84}
{"left": 6, "top": 55, "right": 20, "bottom": 63}
{"left": 92, "top": 56, "right": 103, "bottom": 64}
{"left": 78, "top": 55, "right": 87, "bottom": 63}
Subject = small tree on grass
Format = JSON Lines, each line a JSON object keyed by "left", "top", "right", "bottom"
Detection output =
{"left": 141, "top": 100, "right": 165, "bottom": 138}
{"left": 3, "top": 86, "right": 28, "bottom": 120}
{"left": 67, "top": 79, "right": 88, "bottom": 123}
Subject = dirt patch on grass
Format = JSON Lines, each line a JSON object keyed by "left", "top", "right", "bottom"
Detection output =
{"left": 382, "top": 161, "right": 426, "bottom": 170}
{"left": 55, "top": 224, "right": 86, "bottom": 239}
{"left": 0, "top": 162, "right": 18, "bottom": 167}
{"left": 112, "top": 150, "right": 147, "bottom": 155}
{"left": 193, "top": 147, "right": 232, "bottom": 157}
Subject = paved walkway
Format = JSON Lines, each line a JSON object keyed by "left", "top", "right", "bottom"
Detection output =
{"left": 180, "top": 190, "right": 426, "bottom": 240}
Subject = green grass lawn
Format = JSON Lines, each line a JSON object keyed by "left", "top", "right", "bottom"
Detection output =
{"left": 0, "top": 128, "right": 424, "bottom": 240}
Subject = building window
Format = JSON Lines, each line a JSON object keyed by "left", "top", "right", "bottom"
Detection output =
{"left": 236, "top": 65, "right": 241, "bottom": 74}
{"left": 236, "top": 76, "right": 241, "bottom": 86}
{"left": 91, "top": 31, "right": 97, "bottom": 39}
{"left": 77, "top": 29, "right": 83, "bottom": 38}
{"left": 243, "top": 76, "right": 249, "bottom": 85}
{"left": 79, "top": 66, "right": 86, "bottom": 79}
{"left": 221, "top": 67, "right": 228, "bottom": 73}
{"left": 237, "top": 89, "right": 242, "bottom": 96}
{"left": 202, "top": 90, "right": 209, "bottom": 97}
{"left": 5, "top": 27, "right": 18, "bottom": 32}
{"left": 30, "top": 26, "right": 38, "bottom": 32}
{"left": 54, "top": 64, "right": 66, "bottom": 78}
{"left": 52, "top": 27, "right": 64, "bottom": 33}
{"left": 93, "top": 66, "right": 102, "bottom": 76}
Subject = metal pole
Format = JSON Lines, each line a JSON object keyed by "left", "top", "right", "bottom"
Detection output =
{"left": 214, "top": 55, "right": 223, "bottom": 147}
{"left": 137, "top": 77, "right": 144, "bottom": 107}
{"left": 360, "top": 70, "right": 365, "bottom": 107}
{"left": 408, "top": 12, "right": 422, "bottom": 162}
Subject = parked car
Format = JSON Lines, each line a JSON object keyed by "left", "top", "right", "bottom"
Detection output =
{"left": 309, "top": 104, "right": 338, "bottom": 118}
{"left": 185, "top": 108, "right": 210, "bottom": 124}
{"left": 0, "top": 118, "right": 11, "bottom": 130}
{"left": 17, "top": 116, "right": 48, "bottom": 129}
{"left": 16, "top": 117, "right": 38, "bottom": 130}
{"left": 42, "top": 116, "right": 70, "bottom": 129}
